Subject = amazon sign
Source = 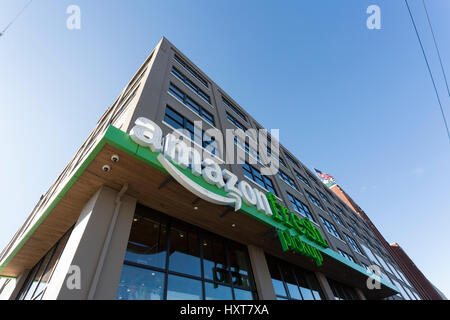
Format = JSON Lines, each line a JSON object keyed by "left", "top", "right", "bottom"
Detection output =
{"left": 129, "top": 117, "right": 274, "bottom": 216}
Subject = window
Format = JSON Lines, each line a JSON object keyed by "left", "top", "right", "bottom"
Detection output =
{"left": 344, "top": 234, "right": 363, "bottom": 255}
{"left": 174, "top": 54, "right": 208, "bottom": 87}
{"left": 278, "top": 170, "right": 298, "bottom": 191}
{"left": 330, "top": 210, "right": 345, "bottom": 227}
{"left": 117, "top": 205, "right": 257, "bottom": 300}
{"left": 338, "top": 249, "right": 355, "bottom": 263}
{"left": 169, "top": 83, "right": 215, "bottom": 126}
{"left": 287, "top": 193, "right": 315, "bottom": 222}
{"left": 307, "top": 173, "right": 319, "bottom": 186}
{"left": 222, "top": 97, "right": 247, "bottom": 122}
{"left": 226, "top": 113, "right": 247, "bottom": 131}
{"left": 306, "top": 192, "right": 324, "bottom": 210}
{"left": 294, "top": 171, "right": 310, "bottom": 187}
{"left": 234, "top": 136, "right": 260, "bottom": 162}
{"left": 317, "top": 190, "right": 329, "bottom": 204}
{"left": 348, "top": 225, "right": 359, "bottom": 238}
{"left": 319, "top": 216, "right": 342, "bottom": 240}
{"left": 242, "top": 162, "right": 277, "bottom": 195}
{"left": 17, "top": 227, "right": 73, "bottom": 300}
{"left": 266, "top": 255, "right": 323, "bottom": 300}
{"left": 171, "top": 67, "right": 210, "bottom": 103}
{"left": 285, "top": 153, "right": 300, "bottom": 169}
{"left": 164, "top": 106, "right": 217, "bottom": 155}
{"left": 278, "top": 156, "right": 287, "bottom": 167}
{"left": 328, "top": 279, "right": 358, "bottom": 300}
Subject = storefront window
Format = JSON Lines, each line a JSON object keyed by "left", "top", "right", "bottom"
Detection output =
{"left": 116, "top": 265, "right": 164, "bottom": 300}
{"left": 266, "top": 254, "right": 324, "bottom": 300}
{"left": 168, "top": 221, "right": 201, "bottom": 277}
{"left": 117, "top": 204, "right": 258, "bottom": 300}
{"left": 17, "top": 227, "right": 73, "bottom": 300}
{"left": 328, "top": 279, "right": 358, "bottom": 300}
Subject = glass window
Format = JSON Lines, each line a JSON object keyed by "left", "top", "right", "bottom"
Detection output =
{"left": 171, "top": 67, "right": 210, "bottom": 103}
{"left": 167, "top": 274, "right": 202, "bottom": 300}
{"left": 168, "top": 221, "right": 201, "bottom": 277}
{"left": 328, "top": 279, "right": 358, "bottom": 300}
{"left": 116, "top": 265, "right": 164, "bottom": 300}
{"left": 229, "top": 245, "right": 253, "bottom": 291}
{"left": 242, "top": 162, "right": 277, "bottom": 195}
{"left": 169, "top": 83, "right": 215, "bottom": 126}
{"left": 174, "top": 54, "right": 208, "bottom": 87}
{"left": 204, "top": 282, "right": 233, "bottom": 300}
{"left": 124, "top": 213, "right": 167, "bottom": 269}
{"left": 287, "top": 193, "right": 315, "bottom": 222}
{"left": 266, "top": 254, "right": 323, "bottom": 300}
{"left": 117, "top": 204, "right": 257, "bottom": 300}
{"left": 234, "top": 288, "right": 254, "bottom": 300}
{"left": 306, "top": 192, "right": 324, "bottom": 210}
{"left": 222, "top": 97, "right": 247, "bottom": 122}
{"left": 17, "top": 227, "right": 73, "bottom": 300}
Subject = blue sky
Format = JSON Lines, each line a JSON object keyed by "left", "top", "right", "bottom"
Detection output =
{"left": 0, "top": 0, "right": 449, "bottom": 297}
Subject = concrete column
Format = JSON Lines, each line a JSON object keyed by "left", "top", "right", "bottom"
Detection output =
{"left": 43, "top": 185, "right": 136, "bottom": 300}
{"left": 315, "top": 272, "right": 335, "bottom": 300}
{"left": 247, "top": 245, "right": 276, "bottom": 300}
{"left": 355, "top": 287, "right": 367, "bottom": 300}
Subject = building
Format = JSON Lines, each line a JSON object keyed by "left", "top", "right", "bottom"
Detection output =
{"left": 326, "top": 182, "right": 444, "bottom": 300}
{"left": 0, "top": 37, "right": 421, "bottom": 300}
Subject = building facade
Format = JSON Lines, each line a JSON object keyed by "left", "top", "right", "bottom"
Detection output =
{"left": 328, "top": 183, "right": 444, "bottom": 300}
{"left": 0, "top": 37, "right": 421, "bottom": 300}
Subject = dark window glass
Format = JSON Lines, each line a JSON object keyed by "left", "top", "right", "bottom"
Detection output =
{"left": 338, "top": 249, "right": 356, "bottom": 263}
{"left": 164, "top": 106, "right": 217, "bottom": 155}
{"left": 203, "top": 235, "right": 228, "bottom": 283}
{"left": 17, "top": 227, "right": 73, "bottom": 300}
{"left": 319, "top": 216, "right": 342, "bottom": 240}
{"left": 226, "top": 113, "right": 247, "bottom": 131}
{"left": 285, "top": 154, "right": 300, "bottom": 168}
{"left": 266, "top": 256, "right": 288, "bottom": 297}
{"left": 306, "top": 192, "right": 324, "bottom": 210}
{"left": 266, "top": 255, "right": 323, "bottom": 300}
{"left": 241, "top": 162, "right": 277, "bottom": 195}
{"left": 295, "top": 171, "right": 310, "bottom": 187}
{"left": 331, "top": 210, "right": 345, "bottom": 226}
{"left": 222, "top": 97, "right": 247, "bottom": 122}
{"left": 171, "top": 67, "right": 210, "bottom": 103}
{"left": 287, "top": 193, "right": 315, "bottom": 222}
{"left": 117, "top": 204, "right": 257, "bottom": 300}
{"left": 174, "top": 54, "right": 208, "bottom": 87}
{"left": 169, "top": 83, "right": 215, "bottom": 126}
{"left": 278, "top": 170, "right": 298, "bottom": 191}
{"left": 344, "top": 234, "right": 363, "bottom": 255}
{"left": 328, "top": 279, "right": 358, "bottom": 300}
{"left": 229, "top": 245, "right": 252, "bottom": 291}
{"left": 124, "top": 212, "right": 167, "bottom": 269}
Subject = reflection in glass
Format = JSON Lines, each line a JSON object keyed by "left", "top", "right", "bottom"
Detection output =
{"left": 167, "top": 274, "right": 202, "bottom": 300}
{"left": 234, "top": 288, "right": 254, "bottom": 300}
{"left": 294, "top": 270, "right": 314, "bottom": 300}
{"left": 203, "top": 235, "right": 229, "bottom": 283}
{"left": 266, "top": 254, "right": 324, "bottom": 300}
{"left": 124, "top": 214, "right": 167, "bottom": 269}
{"left": 267, "top": 258, "right": 287, "bottom": 297}
{"left": 168, "top": 222, "right": 201, "bottom": 277}
{"left": 116, "top": 265, "right": 164, "bottom": 300}
{"left": 229, "top": 246, "right": 252, "bottom": 290}
{"left": 204, "top": 282, "right": 233, "bottom": 300}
